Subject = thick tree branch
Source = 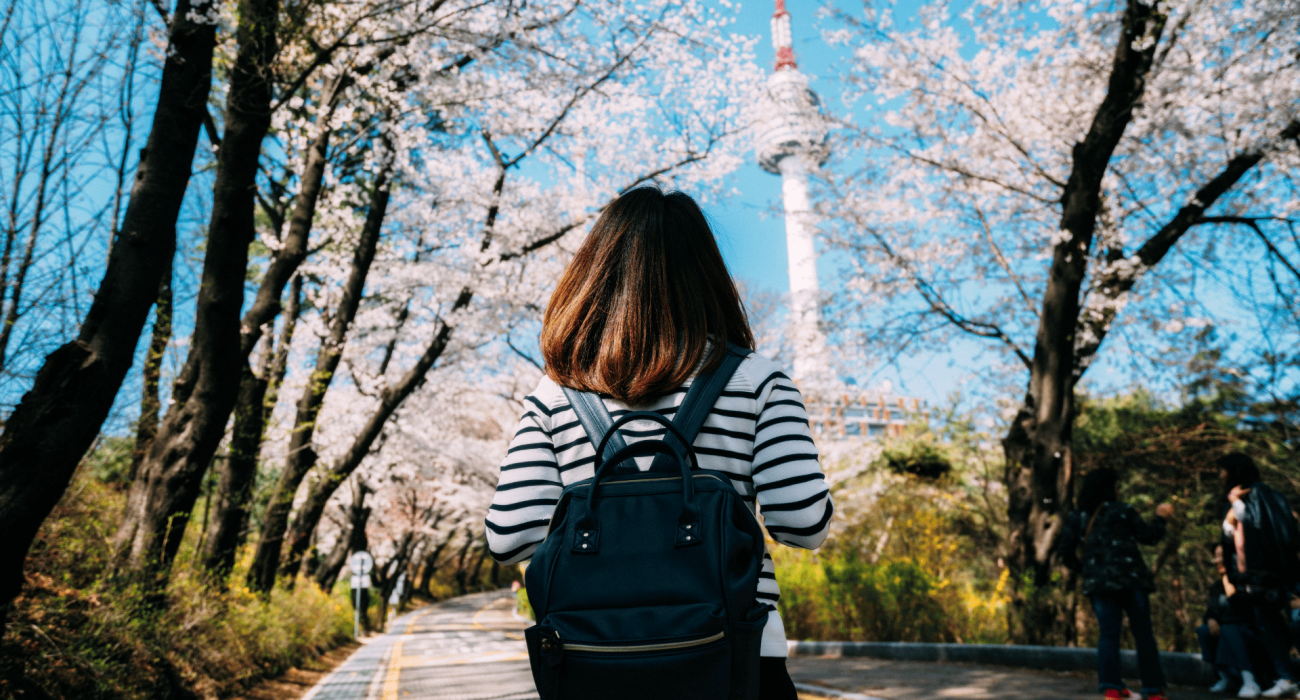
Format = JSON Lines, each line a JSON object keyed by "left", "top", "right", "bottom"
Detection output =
{"left": 1073, "top": 119, "right": 1300, "bottom": 376}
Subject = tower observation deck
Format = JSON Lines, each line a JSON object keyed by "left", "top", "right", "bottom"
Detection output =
{"left": 756, "top": 0, "right": 831, "bottom": 386}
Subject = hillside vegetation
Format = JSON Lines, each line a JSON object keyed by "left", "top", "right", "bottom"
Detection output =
{"left": 1, "top": 460, "right": 353, "bottom": 699}
{"left": 776, "top": 384, "right": 1299, "bottom": 651}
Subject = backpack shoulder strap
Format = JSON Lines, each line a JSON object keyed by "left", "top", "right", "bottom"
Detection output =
{"left": 561, "top": 387, "right": 627, "bottom": 472}
{"left": 651, "top": 343, "right": 751, "bottom": 471}
{"left": 562, "top": 344, "right": 752, "bottom": 474}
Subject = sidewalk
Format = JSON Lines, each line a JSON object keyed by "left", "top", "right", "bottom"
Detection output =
{"left": 789, "top": 655, "right": 1219, "bottom": 700}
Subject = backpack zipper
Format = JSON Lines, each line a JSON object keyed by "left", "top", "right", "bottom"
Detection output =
{"left": 560, "top": 630, "right": 725, "bottom": 653}
{"left": 612, "top": 474, "right": 726, "bottom": 485}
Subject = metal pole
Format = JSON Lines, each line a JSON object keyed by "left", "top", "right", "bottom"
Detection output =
{"left": 354, "top": 583, "right": 361, "bottom": 639}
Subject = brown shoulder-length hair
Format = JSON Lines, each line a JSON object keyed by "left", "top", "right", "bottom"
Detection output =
{"left": 541, "top": 187, "right": 754, "bottom": 404}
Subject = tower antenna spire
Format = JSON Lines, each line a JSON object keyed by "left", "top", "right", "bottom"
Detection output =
{"left": 771, "top": 0, "right": 797, "bottom": 71}
{"left": 757, "top": 0, "right": 830, "bottom": 385}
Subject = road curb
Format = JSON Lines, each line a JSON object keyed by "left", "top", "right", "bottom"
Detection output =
{"left": 787, "top": 641, "right": 1217, "bottom": 687}
{"left": 792, "top": 681, "right": 887, "bottom": 699}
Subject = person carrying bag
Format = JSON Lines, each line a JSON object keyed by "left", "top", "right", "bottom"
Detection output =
{"left": 484, "top": 187, "right": 834, "bottom": 700}
{"left": 1059, "top": 468, "right": 1174, "bottom": 700}
{"left": 1218, "top": 452, "right": 1300, "bottom": 698}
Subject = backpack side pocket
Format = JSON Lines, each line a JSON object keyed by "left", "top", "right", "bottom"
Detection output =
{"left": 524, "top": 624, "right": 563, "bottom": 700}
{"left": 728, "top": 606, "right": 768, "bottom": 700}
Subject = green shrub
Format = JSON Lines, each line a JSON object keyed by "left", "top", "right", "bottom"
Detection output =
{"left": 774, "top": 413, "right": 1012, "bottom": 645}
{"left": 516, "top": 587, "right": 534, "bottom": 620}
{"left": 776, "top": 548, "right": 947, "bottom": 642}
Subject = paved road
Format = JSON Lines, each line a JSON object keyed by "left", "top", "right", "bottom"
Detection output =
{"left": 303, "top": 590, "right": 535, "bottom": 700}
{"left": 788, "top": 656, "right": 1219, "bottom": 699}
{"left": 302, "top": 591, "right": 1219, "bottom": 700}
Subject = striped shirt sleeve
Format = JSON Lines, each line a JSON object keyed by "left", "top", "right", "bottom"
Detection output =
{"left": 750, "top": 363, "right": 832, "bottom": 549}
{"left": 485, "top": 396, "right": 562, "bottom": 566}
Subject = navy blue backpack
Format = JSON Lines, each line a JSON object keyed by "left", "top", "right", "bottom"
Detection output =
{"left": 523, "top": 345, "right": 769, "bottom": 700}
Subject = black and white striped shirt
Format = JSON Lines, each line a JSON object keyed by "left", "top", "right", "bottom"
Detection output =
{"left": 484, "top": 352, "right": 833, "bottom": 657}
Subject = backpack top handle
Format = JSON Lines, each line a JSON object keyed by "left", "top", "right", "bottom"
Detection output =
{"left": 593, "top": 410, "right": 696, "bottom": 474}
{"left": 573, "top": 411, "right": 703, "bottom": 554}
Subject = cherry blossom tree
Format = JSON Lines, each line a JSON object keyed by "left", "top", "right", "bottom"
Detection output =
{"left": 821, "top": 0, "right": 1300, "bottom": 641}
{"left": 232, "top": 0, "right": 760, "bottom": 590}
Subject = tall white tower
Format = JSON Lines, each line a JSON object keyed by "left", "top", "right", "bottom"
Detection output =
{"left": 757, "top": 0, "right": 830, "bottom": 385}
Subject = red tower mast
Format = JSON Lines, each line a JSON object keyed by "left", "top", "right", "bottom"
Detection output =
{"left": 772, "top": 0, "right": 798, "bottom": 71}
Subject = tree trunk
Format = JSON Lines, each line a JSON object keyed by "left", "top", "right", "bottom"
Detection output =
{"left": 201, "top": 275, "right": 301, "bottom": 576}
{"left": 321, "top": 483, "right": 372, "bottom": 590}
{"left": 1001, "top": 0, "right": 1166, "bottom": 643}
{"left": 248, "top": 165, "right": 393, "bottom": 592}
{"left": 0, "top": 0, "right": 217, "bottom": 618}
{"left": 313, "top": 498, "right": 365, "bottom": 592}
{"left": 128, "top": 258, "right": 174, "bottom": 486}
{"left": 373, "top": 532, "right": 415, "bottom": 626}
{"left": 468, "top": 538, "right": 489, "bottom": 590}
{"left": 418, "top": 529, "right": 455, "bottom": 595}
{"left": 452, "top": 533, "right": 475, "bottom": 596}
{"left": 237, "top": 76, "right": 344, "bottom": 356}
{"left": 112, "top": 0, "right": 279, "bottom": 584}
{"left": 198, "top": 365, "right": 266, "bottom": 575}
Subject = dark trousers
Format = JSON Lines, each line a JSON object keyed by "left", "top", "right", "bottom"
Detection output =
{"left": 1091, "top": 589, "right": 1167, "bottom": 694}
{"left": 1198, "top": 622, "right": 1260, "bottom": 674}
{"left": 1290, "top": 609, "right": 1300, "bottom": 652}
{"left": 760, "top": 657, "right": 798, "bottom": 700}
{"left": 1252, "top": 602, "right": 1296, "bottom": 681}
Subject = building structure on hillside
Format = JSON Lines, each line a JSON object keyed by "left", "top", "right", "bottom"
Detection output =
{"left": 804, "top": 394, "right": 928, "bottom": 440}
{"left": 756, "top": 0, "right": 831, "bottom": 385}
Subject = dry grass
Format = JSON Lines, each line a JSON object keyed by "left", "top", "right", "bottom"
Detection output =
{"left": 0, "top": 466, "right": 354, "bottom": 700}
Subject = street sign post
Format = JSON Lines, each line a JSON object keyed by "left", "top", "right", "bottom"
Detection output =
{"left": 349, "top": 551, "right": 373, "bottom": 639}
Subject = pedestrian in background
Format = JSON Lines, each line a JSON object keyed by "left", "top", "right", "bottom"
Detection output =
{"left": 1218, "top": 453, "right": 1300, "bottom": 698}
{"left": 1200, "top": 544, "right": 1267, "bottom": 697}
{"left": 1060, "top": 467, "right": 1174, "bottom": 700}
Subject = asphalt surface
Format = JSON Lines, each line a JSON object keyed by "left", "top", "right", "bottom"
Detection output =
{"left": 788, "top": 656, "right": 1220, "bottom": 699}
{"left": 301, "top": 590, "right": 1221, "bottom": 700}
{"left": 302, "top": 590, "right": 535, "bottom": 700}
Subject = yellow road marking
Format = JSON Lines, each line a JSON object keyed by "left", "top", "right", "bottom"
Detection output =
{"left": 378, "top": 597, "right": 513, "bottom": 696}
{"left": 378, "top": 606, "right": 437, "bottom": 700}
{"left": 380, "top": 639, "right": 403, "bottom": 700}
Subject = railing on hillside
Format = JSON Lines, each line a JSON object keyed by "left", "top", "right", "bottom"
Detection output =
{"left": 803, "top": 393, "right": 928, "bottom": 440}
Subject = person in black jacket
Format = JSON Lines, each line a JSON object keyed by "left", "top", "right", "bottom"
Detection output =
{"left": 1218, "top": 453, "right": 1300, "bottom": 698}
{"left": 1200, "top": 545, "right": 1267, "bottom": 697}
{"left": 1060, "top": 468, "right": 1174, "bottom": 700}
{"left": 1290, "top": 585, "right": 1300, "bottom": 656}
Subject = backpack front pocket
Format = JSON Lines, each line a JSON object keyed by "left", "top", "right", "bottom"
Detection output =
{"left": 537, "top": 630, "right": 730, "bottom": 700}
{"left": 525, "top": 605, "right": 732, "bottom": 700}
